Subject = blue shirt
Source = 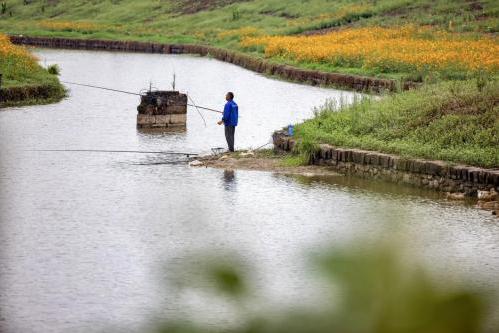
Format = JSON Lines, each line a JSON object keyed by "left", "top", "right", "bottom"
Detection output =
{"left": 222, "top": 100, "right": 238, "bottom": 126}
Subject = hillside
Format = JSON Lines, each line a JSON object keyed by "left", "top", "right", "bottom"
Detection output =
{"left": 0, "top": 0, "right": 497, "bottom": 82}
{"left": 1, "top": 0, "right": 498, "bottom": 36}
{"left": 0, "top": 0, "right": 497, "bottom": 81}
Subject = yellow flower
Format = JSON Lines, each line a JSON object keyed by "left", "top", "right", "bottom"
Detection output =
{"left": 241, "top": 26, "right": 499, "bottom": 73}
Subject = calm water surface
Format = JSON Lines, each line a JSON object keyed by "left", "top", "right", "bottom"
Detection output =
{"left": 0, "top": 49, "right": 498, "bottom": 333}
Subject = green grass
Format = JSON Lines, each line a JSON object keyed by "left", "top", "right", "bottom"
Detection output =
{"left": 1, "top": 0, "right": 497, "bottom": 35}
{"left": 2, "top": 63, "right": 61, "bottom": 88}
{"left": 0, "top": 35, "right": 65, "bottom": 106}
{"left": 0, "top": 0, "right": 497, "bottom": 81}
{"left": 294, "top": 79, "right": 499, "bottom": 168}
{"left": 280, "top": 154, "right": 309, "bottom": 167}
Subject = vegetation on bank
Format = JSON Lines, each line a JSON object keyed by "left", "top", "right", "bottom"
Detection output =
{"left": 293, "top": 79, "right": 499, "bottom": 168}
{"left": 242, "top": 26, "right": 498, "bottom": 81}
{"left": 0, "top": 0, "right": 497, "bottom": 80}
{"left": 0, "top": 33, "right": 64, "bottom": 106}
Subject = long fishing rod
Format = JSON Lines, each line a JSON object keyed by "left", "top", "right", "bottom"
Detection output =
{"left": 187, "top": 103, "right": 222, "bottom": 114}
{"left": 62, "top": 81, "right": 223, "bottom": 114}
{"left": 62, "top": 81, "right": 142, "bottom": 96}
{"left": 30, "top": 149, "right": 198, "bottom": 156}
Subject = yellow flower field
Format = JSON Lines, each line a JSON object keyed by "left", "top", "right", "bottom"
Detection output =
{"left": 241, "top": 26, "right": 499, "bottom": 73}
{"left": 0, "top": 33, "right": 39, "bottom": 77}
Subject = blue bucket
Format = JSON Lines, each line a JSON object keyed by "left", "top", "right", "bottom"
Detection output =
{"left": 288, "top": 124, "right": 295, "bottom": 136}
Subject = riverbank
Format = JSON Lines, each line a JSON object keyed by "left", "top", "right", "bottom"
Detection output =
{"left": 294, "top": 80, "right": 499, "bottom": 168}
{"left": 194, "top": 149, "right": 499, "bottom": 215}
{"left": 8, "top": 35, "right": 408, "bottom": 93}
{"left": 0, "top": 34, "right": 65, "bottom": 107}
{"left": 195, "top": 149, "right": 341, "bottom": 176}
{"left": 0, "top": 0, "right": 497, "bottom": 83}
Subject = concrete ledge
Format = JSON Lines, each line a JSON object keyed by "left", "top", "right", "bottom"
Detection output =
{"left": 273, "top": 130, "right": 499, "bottom": 196}
{"left": 0, "top": 83, "right": 60, "bottom": 106}
{"left": 137, "top": 113, "right": 186, "bottom": 128}
{"left": 9, "top": 35, "right": 419, "bottom": 93}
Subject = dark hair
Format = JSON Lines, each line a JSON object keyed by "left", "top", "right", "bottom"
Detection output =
{"left": 227, "top": 92, "right": 234, "bottom": 100}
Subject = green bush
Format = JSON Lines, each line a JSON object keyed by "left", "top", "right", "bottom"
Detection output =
{"left": 47, "top": 64, "right": 60, "bottom": 75}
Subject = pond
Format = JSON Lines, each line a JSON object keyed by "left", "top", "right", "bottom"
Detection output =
{"left": 0, "top": 48, "right": 498, "bottom": 333}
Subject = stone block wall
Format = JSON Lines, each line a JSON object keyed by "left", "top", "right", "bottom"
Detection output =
{"left": 273, "top": 130, "right": 499, "bottom": 196}
{"left": 137, "top": 91, "right": 187, "bottom": 128}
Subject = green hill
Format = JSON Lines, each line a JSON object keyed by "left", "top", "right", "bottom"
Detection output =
{"left": 1, "top": 0, "right": 497, "bottom": 42}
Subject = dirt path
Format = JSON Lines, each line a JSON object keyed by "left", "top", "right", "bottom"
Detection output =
{"left": 192, "top": 150, "right": 341, "bottom": 177}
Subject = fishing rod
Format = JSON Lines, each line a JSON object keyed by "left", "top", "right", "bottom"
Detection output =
{"left": 62, "top": 81, "right": 141, "bottom": 96}
{"left": 30, "top": 149, "right": 198, "bottom": 157}
{"left": 62, "top": 81, "right": 223, "bottom": 114}
{"left": 187, "top": 103, "right": 222, "bottom": 114}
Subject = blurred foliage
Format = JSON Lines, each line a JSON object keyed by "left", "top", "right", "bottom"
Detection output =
{"left": 154, "top": 237, "right": 494, "bottom": 333}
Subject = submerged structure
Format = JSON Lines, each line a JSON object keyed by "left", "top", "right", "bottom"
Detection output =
{"left": 137, "top": 91, "right": 187, "bottom": 128}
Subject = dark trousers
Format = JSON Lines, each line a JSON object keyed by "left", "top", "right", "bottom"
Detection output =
{"left": 224, "top": 125, "right": 236, "bottom": 152}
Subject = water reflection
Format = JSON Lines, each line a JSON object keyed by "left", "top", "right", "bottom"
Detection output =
{"left": 222, "top": 169, "right": 237, "bottom": 192}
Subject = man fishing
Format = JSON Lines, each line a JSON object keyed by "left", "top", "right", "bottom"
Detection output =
{"left": 217, "top": 92, "right": 238, "bottom": 152}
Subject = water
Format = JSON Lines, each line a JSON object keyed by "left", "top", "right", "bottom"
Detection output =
{"left": 0, "top": 49, "right": 498, "bottom": 333}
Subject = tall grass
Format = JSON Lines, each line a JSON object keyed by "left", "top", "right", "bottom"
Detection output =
{"left": 0, "top": 33, "right": 64, "bottom": 104}
{"left": 295, "top": 79, "right": 499, "bottom": 167}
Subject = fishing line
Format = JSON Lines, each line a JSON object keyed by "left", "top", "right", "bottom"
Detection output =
{"left": 29, "top": 149, "right": 198, "bottom": 157}
{"left": 129, "top": 160, "right": 191, "bottom": 166}
{"left": 61, "top": 81, "right": 142, "bottom": 96}
{"left": 254, "top": 141, "right": 273, "bottom": 150}
{"left": 187, "top": 94, "right": 207, "bottom": 127}
{"left": 62, "top": 81, "right": 223, "bottom": 114}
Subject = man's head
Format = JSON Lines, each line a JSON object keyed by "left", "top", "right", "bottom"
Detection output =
{"left": 225, "top": 92, "right": 234, "bottom": 101}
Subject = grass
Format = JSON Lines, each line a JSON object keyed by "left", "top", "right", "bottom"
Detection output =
{"left": 0, "top": 33, "right": 65, "bottom": 106}
{"left": 294, "top": 79, "right": 499, "bottom": 168}
{"left": 0, "top": 0, "right": 497, "bottom": 80}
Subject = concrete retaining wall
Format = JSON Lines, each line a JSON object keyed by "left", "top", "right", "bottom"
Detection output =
{"left": 9, "top": 35, "right": 418, "bottom": 93}
{"left": 0, "top": 83, "right": 60, "bottom": 106}
{"left": 273, "top": 130, "right": 499, "bottom": 196}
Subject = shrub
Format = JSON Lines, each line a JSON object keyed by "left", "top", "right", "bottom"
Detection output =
{"left": 47, "top": 64, "right": 60, "bottom": 75}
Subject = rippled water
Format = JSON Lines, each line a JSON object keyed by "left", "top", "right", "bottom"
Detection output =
{"left": 0, "top": 49, "right": 498, "bottom": 333}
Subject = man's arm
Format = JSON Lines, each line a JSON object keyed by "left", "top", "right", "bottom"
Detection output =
{"left": 218, "top": 102, "right": 230, "bottom": 125}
